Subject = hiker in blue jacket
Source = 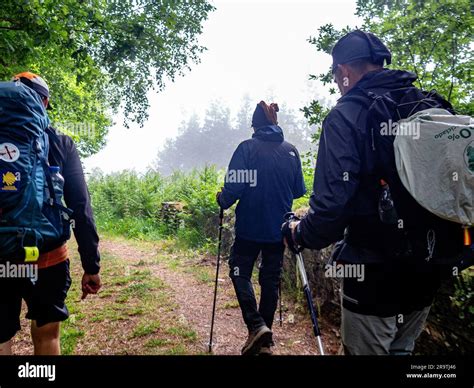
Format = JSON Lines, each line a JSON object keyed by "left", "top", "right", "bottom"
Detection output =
{"left": 217, "top": 101, "right": 306, "bottom": 356}
{"left": 282, "top": 31, "right": 446, "bottom": 355}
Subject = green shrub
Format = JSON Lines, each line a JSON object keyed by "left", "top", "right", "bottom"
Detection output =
{"left": 89, "top": 163, "right": 314, "bottom": 251}
{"left": 88, "top": 167, "right": 222, "bottom": 249}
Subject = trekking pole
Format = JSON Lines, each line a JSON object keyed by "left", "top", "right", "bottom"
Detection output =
{"left": 279, "top": 280, "right": 283, "bottom": 327}
{"left": 208, "top": 207, "right": 224, "bottom": 353}
{"left": 283, "top": 212, "right": 324, "bottom": 355}
{"left": 295, "top": 250, "right": 324, "bottom": 355}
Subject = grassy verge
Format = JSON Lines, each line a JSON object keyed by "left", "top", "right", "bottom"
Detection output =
{"left": 60, "top": 240, "right": 199, "bottom": 355}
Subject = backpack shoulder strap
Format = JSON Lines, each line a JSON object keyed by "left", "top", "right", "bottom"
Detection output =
{"left": 46, "top": 126, "right": 61, "bottom": 145}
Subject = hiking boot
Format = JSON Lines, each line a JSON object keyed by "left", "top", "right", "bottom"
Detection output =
{"left": 241, "top": 325, "right": 273, "bottom": 356}
{"left": 258, "top": 345, "right": 273, "bottom": 356}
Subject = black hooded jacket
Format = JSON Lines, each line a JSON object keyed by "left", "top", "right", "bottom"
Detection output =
{"left": 219, "top": 125, "right": 306, "bottom": 243}
{"left": 296, "top": 69, "right": 424, "bottom": 263}
{"left": 47, "top": 128, "right": 100, "bottom": 274}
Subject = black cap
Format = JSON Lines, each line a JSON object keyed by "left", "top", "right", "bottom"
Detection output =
{"left": 331, "top": 30, "right": 391, "bottom": 73}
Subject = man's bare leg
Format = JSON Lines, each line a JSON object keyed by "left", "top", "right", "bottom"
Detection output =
{"left": 31, "top": 321, "right": 60, "bottom": 355}
{"left": 0, "top": 340, "right": 13, "bottom": 355}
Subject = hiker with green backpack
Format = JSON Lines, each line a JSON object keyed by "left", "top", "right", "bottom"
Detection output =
{"left": 282, "top": 30, "right": 473, "bottom": 355}
{"left": 0, "top": 72, "right": 101, "bottom": 355}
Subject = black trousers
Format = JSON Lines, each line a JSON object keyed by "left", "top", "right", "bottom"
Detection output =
{"left": 228, "top": 237, "right": 284, "bottom": 332}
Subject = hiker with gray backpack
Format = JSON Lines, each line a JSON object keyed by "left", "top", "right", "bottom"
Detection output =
{"left": 282, "top": 30, "right": 473, "bottom": 355}
{"left": 0, "top": 72, "right": 101, "bottom": 355}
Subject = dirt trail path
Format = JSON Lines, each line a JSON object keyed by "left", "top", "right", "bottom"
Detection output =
{"left": 13, "top": 237, "right": 340, "bottom": 355}
{"left": 100, "top": 238, "right": 340, "bottom": 355}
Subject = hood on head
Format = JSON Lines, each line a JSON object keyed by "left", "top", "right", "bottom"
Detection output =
{"left": 252, "top": 124, "right": 284, "bottom": 142}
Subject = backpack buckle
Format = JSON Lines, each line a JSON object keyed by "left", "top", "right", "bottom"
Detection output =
{"left": 24, "top": 246, "right": 39, "bottom": 262}
{"left": 16, "top": 228, "right": 41, "bottom": 262}
{"left": 34, "top": 140, "right": 42, "bottom": 153}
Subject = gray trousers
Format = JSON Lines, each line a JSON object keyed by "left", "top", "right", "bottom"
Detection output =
{"left": 341, "top": 306, "right": 431, "bottom": 355}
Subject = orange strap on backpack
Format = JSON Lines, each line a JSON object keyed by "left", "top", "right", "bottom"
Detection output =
{"left": 464, "top": 227, "right": 472, "bottom": 246}
{"left": 37, "top": 244, "right": 68, "bottom": 269}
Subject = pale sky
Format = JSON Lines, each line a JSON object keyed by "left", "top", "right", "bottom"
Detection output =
{"left": 84, "top": 0, "right": 361, "bottom": 174}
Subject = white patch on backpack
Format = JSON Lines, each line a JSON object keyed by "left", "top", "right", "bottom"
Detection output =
{"left": 289, "top": 151, "right": 296, "bottom": 157}
{"left": 0, "top": 143, "right": 20, "bottom": 162}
